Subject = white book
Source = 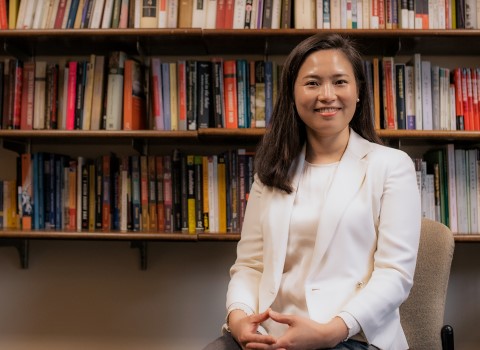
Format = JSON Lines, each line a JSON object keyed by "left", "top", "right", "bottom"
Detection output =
{"left": 33, "top": 61, "right": 47, "bottom": 130}
{"left": 408, "top": 53, "right": 423, "bottom": 130}
{"left": 166, "top": 0, "right": 178, "bottom": 28}
{"left": 341, "top": 0, "right": 347, "bottom": 28}
{"left": 44, "top": 0, "right": 59, "bottom": 29}
{"left": 207, "top": 155, "right": 218, "bottom": 232}
{"left": 158, "top": 0, "right": 168, "bottom": 27}
{"left": 449, "top": 85, "right": 456, "bottom": 130}
{"left": 426, "top": 173, "right": 435, "bottom": 220}
{"left": 467, "top": 149, "right": 478, "bottom": 234}
{"left": 446, "top": 144, "right": 458, "bottom": 233}
{"left": 250, "top": 0, "right": 258, "bottom": 28}
{"left": 294, "top": 0, "right": 315, "bottom": 28}
{"left": 362, "top": 0, "right": 369, "bottom": 28}
{"left": 316, "top": 0, "right": 323, "bottom": 28}
{"left": 408, "top": 4, "right": 414, "bottom": 29}
{"left": 90, "top": 0, "right": 106, "bottom": 28}
{"left": 61, "top": 0, "right": 72, "bottom": 28}
{"left": 15, "top": 0, "right": 29, "bottom": 29}
{"left": 370, "top": 0, "right": 378, "bottom": 28}
{"left": 271, "top": 0, "right": 281, "bottom": 28}
{"left": 205, "top": 0, "right": 217, "bottom": 28}
{"left": 105, "top": 52, "right": 126, "bottom": 130}
{"left": 421, "top": 60, "right": 432, "bottom": 130}
{"left": 465, "top": 0, "right": 477, "bottom": 29}
{"left": 101, "top": 0, "right": 115, "bottom": 28}
{"left": 192, "top": 0, "right": 207, "bottom": 28}
{"left": 232, "top": 0, "right": 246, "bottom": 29}
{"left": 330, "top": 0, "right": 341, "bottom": 29}
{"left": 32, "top": 0, "right": 46, "bottom": 28}
{"left": 356, "top": 0, "right": 362, "bottom": 28}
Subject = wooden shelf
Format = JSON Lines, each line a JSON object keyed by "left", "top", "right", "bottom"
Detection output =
{"left": 1, "top": 29, "right": 480, "bottom": 57}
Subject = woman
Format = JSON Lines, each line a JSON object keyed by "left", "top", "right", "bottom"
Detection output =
{"left": 203, "top": 33, "right": 421, "bottom": 350}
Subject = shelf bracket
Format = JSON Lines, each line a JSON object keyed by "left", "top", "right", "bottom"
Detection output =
{"left": 130, "top": 240, "right": 148, "bottom": 270}
{"left": 2, "top": 138, "right": 31, "bottom": 155}
{"left": 131, "top": 138, "right": 145, "bottom": 154}
{"left": 3, "top": 41, "right": 31, "bottom": 62}
{"left": 0, "top": 238, "right": 29, "bottom": 269}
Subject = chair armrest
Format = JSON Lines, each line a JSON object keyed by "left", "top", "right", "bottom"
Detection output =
{"left": 441, "top": 325, "right": 454, "bottom": 350}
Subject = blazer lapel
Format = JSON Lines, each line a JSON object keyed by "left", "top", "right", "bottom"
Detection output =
{"left": 265, "top": 147, "right": 306, "bottom": 291}
{"left": 308, "top": 131, "right": 371, "bottom": 275}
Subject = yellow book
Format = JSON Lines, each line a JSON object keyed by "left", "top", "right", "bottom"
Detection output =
{"left": 8, "top": 0, "right": 19, "bottom": 29}
{"left": 217, "top": 153, "right": 227, "bottom": 233}
{"left": 169, "top": 62, "right": 178, "bottom": 130}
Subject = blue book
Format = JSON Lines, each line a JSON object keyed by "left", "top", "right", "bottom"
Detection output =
{"left": 161, "top": 62, "right": 171, "bottom": 131}
{"left": 264, "top": 61, "right": 274, "bottom": 127}
{"left": 236, "top": 59, "right": 249, "bottom": 128}
{"left": 130, "top": 155, "right": 141, "bottom": 231}
{"left": 66, "top": 0, "right": 80, "bottom": 29}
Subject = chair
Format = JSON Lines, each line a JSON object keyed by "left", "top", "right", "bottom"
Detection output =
{"left": 400, "top": 218, "right": 455, "bottom": 350}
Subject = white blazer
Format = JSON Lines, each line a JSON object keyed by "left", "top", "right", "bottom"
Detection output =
{"left": 226, "top": 129, "right": 421, "bottom": 350}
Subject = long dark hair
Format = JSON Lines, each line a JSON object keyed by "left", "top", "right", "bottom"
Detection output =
{"left": 254, "top": 33, "right": 382, "bottom": 193}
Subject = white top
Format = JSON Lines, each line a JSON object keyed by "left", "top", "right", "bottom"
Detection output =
{"left": 262, "top": 161, "right": 343, "bottom": 337}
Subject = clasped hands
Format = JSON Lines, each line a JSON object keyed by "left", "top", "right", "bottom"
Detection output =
{"left": 228, "top": 308, "right": 348, "bottom": 350}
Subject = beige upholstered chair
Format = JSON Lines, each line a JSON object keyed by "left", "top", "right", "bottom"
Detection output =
{"left": 400, "top": 218, "right": 455, "bottom": 350}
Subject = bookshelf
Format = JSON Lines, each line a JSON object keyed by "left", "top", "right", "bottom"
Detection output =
{"left": 1, "top": 29, "right": 480, "bottom": 272}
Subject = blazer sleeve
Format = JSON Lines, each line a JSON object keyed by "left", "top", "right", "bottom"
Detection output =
{"left": 226, "top": 174, "right": 266, "bottom": 313}
{"left": 342, "top": 150, "right": 422, "bottom": 342}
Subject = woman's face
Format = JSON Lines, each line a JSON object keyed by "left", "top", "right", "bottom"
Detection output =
{"left": 294, "top": 49, "right": 359, "bottom": 138}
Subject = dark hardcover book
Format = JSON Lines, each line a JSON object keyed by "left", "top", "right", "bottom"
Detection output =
{"left": 194, "top": 155, "right": 204, "bottom": 232}
{"left": 423, "top": 149, "right": 448, "bottom": 226}
{"left": 186, "top": 154, "right": 196, "bottom": 233}
{"left": 130, "top": 154, "right": 141, "bottom": 231}
{"left": 46, "top": 63, "right": 59, "bottom": 129}
{"left": 33, "top": 152, "right": 45, "bottom": 230}
{"left": 163, "top": 155, "right": 173, "bottom": 232}
{"left": 112, "top": 156, "right": 120, "bottom": 230}
{"left": 211, "top": 58, "right": 224, "bottom": 128}
{"left": 197, "top": 60, "right": 213, "bottom": 128}
{"left": 55, "top": 155, "right": 69, "bottom": 229}
{"left": 281, "top": 0, "right": 292, "bottom": 28}
{"left": 395, "top": 63, "right": 406, "bottom": 130}
{"left": 75, "top": 60, "right": 86, "bottom": 129}
{"left": 186, "top": 60, "right": 198, "bottom": 130}
{"left": 180, "top": 153, "right": 189, "bottom": 232}
{"left": 155, "top": 155, "right": 165, "bottom": 231}
{"left": 172, "top": 149, "right": 183, "bottom": 231}
{"left": 262, "top": 0, "right": 273, "bottom": 28}
{"left": 2, "top": 59, "right": 9, "bottom": 129}
{"left": 456, "top": 0, "right": 465, "bottom": 28}
{"left": 264, "top": 60, "right": 274, "bottom": 127}
{"left": 81, "top": 160, "right": 89, "bottom": 230}
{"left": 44, "top": 153, "right": 56, "bottom": 229}
{"left": 0, "top": 61, "right": 4, "bottom": 129}
{"left": 95, "top": 156, "right": 103, "bottom": 229}
{"left": 228, "top": 150, "right": 239, "bottom": 232}
{"left": 66, "top": 0, "right": 80, "bottom": 28}
{"left": 148, "top": 155, "right": 158, "bottom": 231}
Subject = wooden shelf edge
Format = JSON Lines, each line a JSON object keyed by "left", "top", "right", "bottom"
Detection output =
{"left": 0, "top": 230, "right": 198, "bottom": 241}
{"left": 453, "top": 234, "right": 480, "bottom": 242}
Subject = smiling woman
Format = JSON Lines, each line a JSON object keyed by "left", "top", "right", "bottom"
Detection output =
{"left": 202, "top": 33, "right": 422, "bottom": 350}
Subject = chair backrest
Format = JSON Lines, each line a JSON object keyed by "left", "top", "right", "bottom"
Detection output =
{"left": 400, "top": 218, "right": 455, "bottom": 349}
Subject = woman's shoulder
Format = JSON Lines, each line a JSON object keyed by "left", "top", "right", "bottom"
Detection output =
{"left": 367, "top": 142, "right": 415, "bottom": 168}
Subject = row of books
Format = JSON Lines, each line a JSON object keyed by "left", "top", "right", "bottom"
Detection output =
{"left": 372, "top": 53, "right": 480, "bottom": 131}
{"left": 415, "top": 145, "right": 480, "bottom": 235}
{"left": 3, "top": 149, "right": 255, "bottom": 233}
{"left": 0, "top": 53, "right": 278, "bottom": 131}
{"left": 2, "top": 0, "right": 480, "bottom": 31}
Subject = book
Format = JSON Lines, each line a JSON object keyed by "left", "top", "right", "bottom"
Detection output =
{"left": 33, "top": 61, "right": 47, "bottom": 130}
{"left": 90, "top": 55, "right": 106, "bottom": 130}
{"left": 123, "top": 59, "right": 146, "bottom": 130}
{"left": 194, "top": 155, "right": 204, "bottom": 232}
{"left": 105, "top": 51, "right": 126, "bottom": 130}
{"left": 186, "top": 60, "right": 197, "bottom": 130}
{"left": 81, "top": 55, "right": 96, "bottom": 130}
{"left": 169, "top": 62, "right": 178, "bottom": 130}
{"left": 395, "top": 63, "right": 406, "bottom": 130}
{"left": 140, "top": 0, "right": 158, "bottom": 27}
{"left": 20, "top": 61, "right": 35, "bottom": 130}
{"left": 20, "top": 153, "right": 33, "bottom": 230}
{"left": 196, "top": 60, "right": 213, "bottom": 128}
{"left": 186, "top": 154, "right": 196, "bottom": 233}
{"left": 163, "top": 154, "right": 173, "bottom": 231}
{"left": 178, "top": 0, "right": 193, "bottom": 28}
{"left": 223, "top": 60, "right": 238, "bottom": 128}
{"left": 177, "top": 59, "right": 187, "bottom": 130}
{"left": 150, "top": 57, "right": 164, "bottom": 130}
{"left": 148, "top": 155, "right": 158, "bottom": 231}
{"left": 254, "top": 60, "right": 266, "bottom": 128}
{"left": 155, "top": 155, "right": 165, "bottom": 231}
{"left": 65, "top": 60, "right": 77, "bottom": 130}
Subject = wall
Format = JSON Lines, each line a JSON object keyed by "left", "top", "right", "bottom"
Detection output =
{"left": 0, "top": 240, "right": 478, "bottom": 350}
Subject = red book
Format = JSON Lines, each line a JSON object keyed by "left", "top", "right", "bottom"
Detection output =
{"left": 473, "top": 68, "right": 480, "bottom": 130}
{"left": 224, "top": 0, "right": 235, "bottom": 28}
{"left": 177, "top": 60, "right": 187, "bottom": 130}
{"left": 123, "top": 59, "right": 146, "bottom": 130}
{"left": 0, "top": 0, "right": 7, "bottom": 29}
{"left": 216, "top": 0, "right": 226, "bottom": 28}
{"left": 66, "top": 61, "right": 78, "bottom": 130}
{"left": 223, "top": 60, "right": 238, "bottom": 128}
{"left": 20, "top": 62, "right": 34, "bottom": 130}
{"left": 54, "top": 0, "right": 69, "bottom": 29}
{"left": 10, "top": 59, "right": 23, "bottom": 130}
{"left": 453, "top": 68, "right": 464, "bottom": 130}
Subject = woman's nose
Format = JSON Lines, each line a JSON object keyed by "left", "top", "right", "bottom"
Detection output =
{"left": 318, "top": 83, "right": 335, "bottom": 100}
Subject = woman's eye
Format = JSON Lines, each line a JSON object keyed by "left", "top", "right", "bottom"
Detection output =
{"left": 306, "top": 81, "right": 319, "bottom": 86}
{"left": 335, "top": 80, "right": 348, "bottom": 85}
